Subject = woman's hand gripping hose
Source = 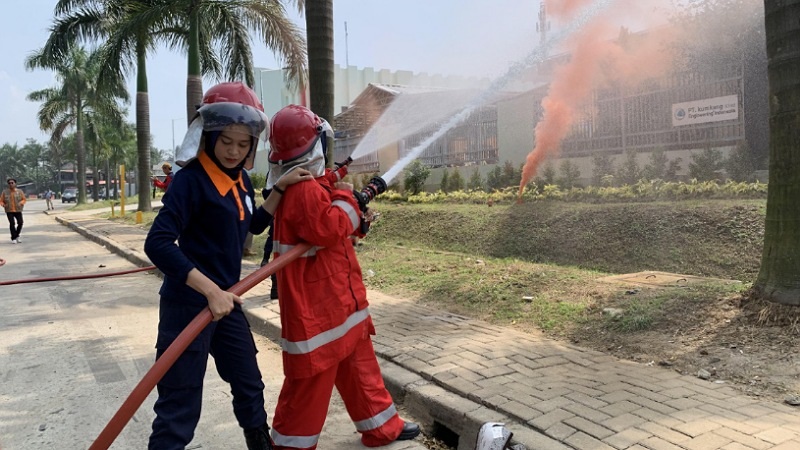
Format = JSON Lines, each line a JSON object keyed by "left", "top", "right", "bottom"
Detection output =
{"left": 88, "top": 243, "right": 312, "bottom": 450}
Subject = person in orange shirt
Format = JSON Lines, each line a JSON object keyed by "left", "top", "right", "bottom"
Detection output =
{"left": 0, "top": 178, "right": 26, "bottom": 244}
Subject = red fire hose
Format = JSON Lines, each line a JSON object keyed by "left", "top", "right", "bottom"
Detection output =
{"left": 88, "top": 242, "right": 312, "bottom": 450}
{"left": 0, "top": 266, "right": 156, "bottom": 286}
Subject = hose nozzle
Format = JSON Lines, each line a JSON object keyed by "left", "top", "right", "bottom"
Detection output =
{"left": 353, "top": 176, "right": 387, "bottom": 212}
{"left": 334, "top": 156, "right": 353, "bottom": 169}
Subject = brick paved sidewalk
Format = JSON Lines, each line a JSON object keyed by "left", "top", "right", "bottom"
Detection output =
{"left": 55, "top": 209, "right": 800, "bottom": 450}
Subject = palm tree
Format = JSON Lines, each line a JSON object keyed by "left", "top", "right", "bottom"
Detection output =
{"left": 753, "top": 1, "right": 800, "bottom": 306}
{"left": 0, "top": 143, "right": 25, "bottom": 184}
{"left": 38, "top": 0, "right": 169, "bottom": 211}
{"left": 162, "top": 0, "right": 307, "bottom": 122}
{"left": 286, "top": 0, "right": 334, "bottom": 166}
{"left": 101, "top": 121, "right": 137, "bottom": 200}
{"left": 303, "top": 0, "right": 334, "bottom": 166}
{"left": 25, "top": 46, "right": 128, "bottom": 205}
{"left": 19, "top": 139, "right": 51, "bottom": 194}
{"left": 53, "top": 134, "right": 79, "bottom": 193}
{"left": 44, "top": 0, "right": 306, "bottom": 209}
{"left": 83, "top": 118, "right": 106, "bottom": 201}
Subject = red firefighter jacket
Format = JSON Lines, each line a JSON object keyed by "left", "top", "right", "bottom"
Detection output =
{"left": 272, "top": 172, "right": 372, "bottom": 379}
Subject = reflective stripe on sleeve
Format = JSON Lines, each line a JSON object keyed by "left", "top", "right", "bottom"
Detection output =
{"left": 353, "top": 403, "right": 398, "bottom": 432}
{"left": 270, "top": 429, "right": 320, "bottom": 449}
{"left": 273, "top": 241, "right": 321, "bottom": 257}
{"left": 281, "top": 308, "right": 370, "bottom": 355}
{"left": 332, "top": 199, "right": 360, "bottom": 233}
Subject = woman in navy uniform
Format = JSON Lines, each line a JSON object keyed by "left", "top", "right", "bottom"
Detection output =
{"left": 144, "top": 82, "right": 312, "bottom": 450}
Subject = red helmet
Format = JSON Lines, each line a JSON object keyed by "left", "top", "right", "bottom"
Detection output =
{"left": 196, "top": 82, "right": 269, "bottom": 141}
{"left": 202, "top": 82, "right": 264, "bottom": 111}
{"left": 268, "top": 105, "right": 323, "bottom": 163}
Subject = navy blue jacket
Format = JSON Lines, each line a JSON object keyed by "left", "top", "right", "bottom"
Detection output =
{"left": 145, "top": 152, "right": 271, "bottom": 307}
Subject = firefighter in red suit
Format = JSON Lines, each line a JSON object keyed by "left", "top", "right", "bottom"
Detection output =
{"left": 266, "top": 105, "right": 420, "bottom": 449}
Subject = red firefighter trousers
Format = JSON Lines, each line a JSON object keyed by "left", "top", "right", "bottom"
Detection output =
{"left": 271, "top": 337, "right": 404, "bottom": 449}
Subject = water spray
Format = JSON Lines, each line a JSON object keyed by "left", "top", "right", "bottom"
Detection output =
{"left": 358, "top": 0, "right": 614, "bottom": 186}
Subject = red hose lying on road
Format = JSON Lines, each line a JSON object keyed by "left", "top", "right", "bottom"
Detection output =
{"left": 89, "top": 242, "right": 312, "bottom": 450}
{"left": 0, "top": 266, "right": 156, "bottom": 286}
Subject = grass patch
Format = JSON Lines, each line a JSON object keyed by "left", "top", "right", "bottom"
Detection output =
{"left": 604, "top": 297, "right": 662, "bottom": 332}
{"left": 68, "top": 195, "right": 143, "bottom": 211}
{"left": 368, "top": 200, "right": 765, "bottom": 281}
{"left": 358, "top": 243, "right": 600, "bottom": 333}
{"left": 106, "top": 208, "right": 157, "bottom": 228}
{"left": 356, "top": 241, "right": 748, "bottom": 339}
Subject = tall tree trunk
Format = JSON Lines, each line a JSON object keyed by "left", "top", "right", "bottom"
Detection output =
{"left": 92, "top": 149, "right": 99, "bottom": 202}
{"left": 186, "top": 1, "right": 203, "bottom": 126}
{"left": 753, "top": 0, "right": 800, "bottom": 305}
{"left": 305, "top": 0, "right": 335, "bottom": 167}
{"left": 135, "top": 41, "right": 153, "bottom": 212}
{"left": 76, "top": 106, "right": 87, "bottom": 205}
{"left": 105, "top": 158, "right": 111, "bottom": 200}
{"left": 743, "top": 33, "right": 770, "bottom": 169}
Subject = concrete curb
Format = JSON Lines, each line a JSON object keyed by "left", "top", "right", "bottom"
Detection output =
{"left": 55, "top": 216, "right": 154, "bottom": 268}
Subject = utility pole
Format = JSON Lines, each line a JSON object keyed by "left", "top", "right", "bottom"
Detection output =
{"left": 537, "top": 2, "right": 550, "bottom": 57}
{"left": 345, "top": 21, "right": 349, "bottom": 67}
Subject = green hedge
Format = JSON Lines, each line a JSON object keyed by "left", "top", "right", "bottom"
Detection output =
{"left": 376, "top": 179, "right": 767, "bottom": 205}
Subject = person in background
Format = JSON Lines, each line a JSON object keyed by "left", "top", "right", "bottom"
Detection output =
{"left": 143, "top": 82, "right": 313, "bottom": 450}
{"left": 265, "top": 104, "right": 420, "bottom": 450}
{"left": 0, "top": 178, "right": 26, "bottom": 244}
{"left": 43, "top": 188, "right": 55, "bottom": 210}
{"left": 152, "top": 162, "right": 174, "bottom": 192}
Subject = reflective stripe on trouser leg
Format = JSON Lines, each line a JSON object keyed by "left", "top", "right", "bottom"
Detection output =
{"left": 271, "top": 366, "right": 337, "bottom": 450}
{"left": 335, "top": 338, "right": 404, "bottom": 447}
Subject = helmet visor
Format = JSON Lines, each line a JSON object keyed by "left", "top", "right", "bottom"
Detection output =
{"left": 198, "top": 102, "right": 270, "bottom": 142}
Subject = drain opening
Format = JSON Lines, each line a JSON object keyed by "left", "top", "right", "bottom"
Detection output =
{"left": 432, "top": 421, "right": 459, "bottom": 448}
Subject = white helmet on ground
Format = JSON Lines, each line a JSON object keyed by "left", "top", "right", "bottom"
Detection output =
{"left": 475, "top": 422, "right": 512, "bottom": 450}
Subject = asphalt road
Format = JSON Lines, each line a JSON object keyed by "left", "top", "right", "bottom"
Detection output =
{"left": 0, "top": 199, "right": 424, "bottom": 450}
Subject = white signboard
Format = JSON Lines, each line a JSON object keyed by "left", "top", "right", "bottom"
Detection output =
{"left": 672, "top": 95, "right": 739, "bottom": 127}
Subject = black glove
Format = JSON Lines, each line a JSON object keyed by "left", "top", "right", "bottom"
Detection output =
{"left": 352, "top": 189, "right": 370, "bottom": 213}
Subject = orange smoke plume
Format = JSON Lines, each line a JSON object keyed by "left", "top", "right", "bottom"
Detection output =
{"left": 518, "top": 20, "right": 612, "bottom": 196}
{"left": 517, "top": 3, "right": 678, "bottom": 200}
{"left": 544, "top": 0, "right": 595, "bottom": 19}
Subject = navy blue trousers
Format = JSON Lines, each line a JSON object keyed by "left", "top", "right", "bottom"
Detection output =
{"left": 148, "top": 303, "right": 267, "bottom": 450}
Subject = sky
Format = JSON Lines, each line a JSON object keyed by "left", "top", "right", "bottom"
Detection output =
{"left": 0, "top": 0, "right": 561, "bottom": 152}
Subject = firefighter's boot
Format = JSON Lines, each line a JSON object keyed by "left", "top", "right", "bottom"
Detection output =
{"left": 244, "top": 423, "right": 273, "bottom": 450}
